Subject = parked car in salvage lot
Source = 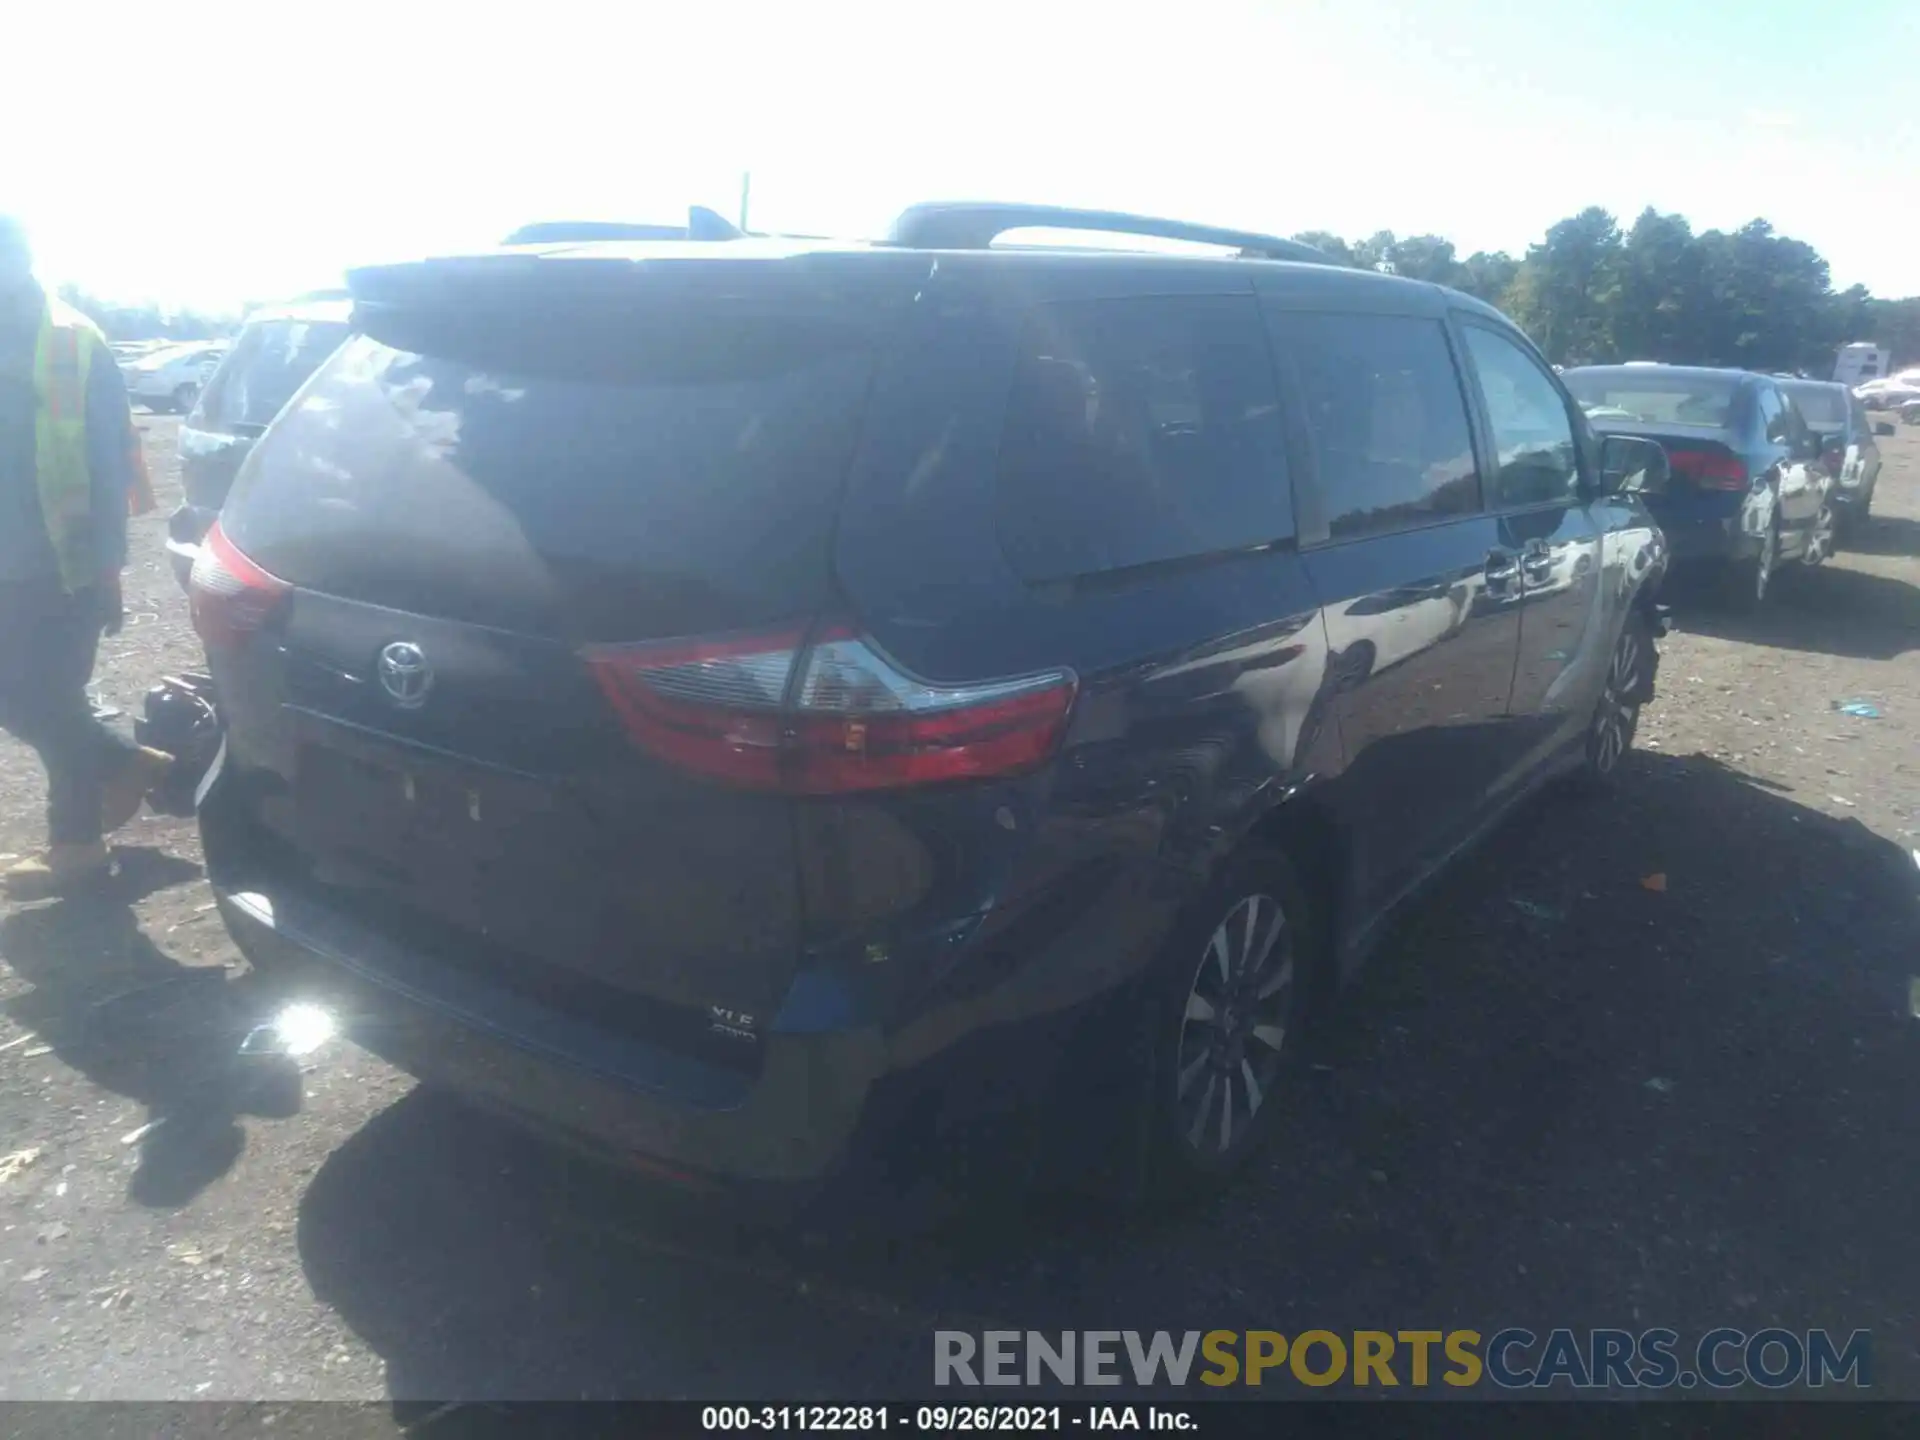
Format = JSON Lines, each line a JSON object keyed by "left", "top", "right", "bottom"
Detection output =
{"left": 1778, "top": 376, "right": 1893, "bottom": 538}
{"left": 187, "top": 202, "right": 1672, "bottom": 1216}
{"left": 121, "top": 339, "right": 228, "bottom": 413}
{"left": 1564, "top": 364, "right": 1832, "bottom": 610}
{"left": 1853, "top": 370, "right": 1920, "bottom": 410}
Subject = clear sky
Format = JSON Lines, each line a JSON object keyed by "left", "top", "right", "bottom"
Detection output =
{"left": 6, "top": 0, "right": 1917, "bottom": 311}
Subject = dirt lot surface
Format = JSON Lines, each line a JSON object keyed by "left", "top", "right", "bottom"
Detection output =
{"left": 2, "top": 416, "right": 1917, "bottom": 1413}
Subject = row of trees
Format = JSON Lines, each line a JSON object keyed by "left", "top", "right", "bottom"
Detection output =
{"left": 50, "top": 207, "right": 1920, "bottom": 376}
{"left": 1291, "top": 209, "right": 1920, "bottom": 376}
{"left": 54, "top": 284, "right": 235, "bottom": 342}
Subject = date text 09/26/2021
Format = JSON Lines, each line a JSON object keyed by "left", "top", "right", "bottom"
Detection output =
{"left": 702, "top": 1406, "right": 1189, "bottom": 1432}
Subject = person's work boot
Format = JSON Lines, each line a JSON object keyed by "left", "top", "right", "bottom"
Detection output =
{"left": 3, "top": 842, "right": 112, "bottom": 900}
{"left": 101, "top": 746, "right": 175, "bottom": 834}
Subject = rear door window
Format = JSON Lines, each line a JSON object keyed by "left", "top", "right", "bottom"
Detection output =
{"left": 1273, "top": 312, "right": 1481, "bottom": 541}
{"left": 1758, "top": 385, "right": 1791, "bottom": 444}
{"left": 994, "top": 295, "right": 1291, "bottom": 582}
{"left": 1460, "top": 324, "right": 1581, "bottom": 508}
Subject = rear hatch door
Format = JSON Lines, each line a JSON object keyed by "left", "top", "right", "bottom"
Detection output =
{"left": 215, "top": 248, "right": 915, "bottom": 1040}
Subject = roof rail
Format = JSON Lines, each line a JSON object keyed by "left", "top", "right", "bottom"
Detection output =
{"left": 884, "top": 203, "right": 1327, "bottom": 263}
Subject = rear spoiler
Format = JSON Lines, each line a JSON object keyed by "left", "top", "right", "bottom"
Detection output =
{"left": 500, "top": 207, "right": 743, "bottom": 246}
{"left": 348, "top": 246, "right": 927, "bottom": 337}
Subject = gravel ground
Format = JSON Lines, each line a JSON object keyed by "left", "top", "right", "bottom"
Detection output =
{"left": 1, "top": 415, "right": 1917, "bottom": 1410}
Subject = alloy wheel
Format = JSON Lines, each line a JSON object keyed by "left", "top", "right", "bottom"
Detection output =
{"left": 1591, "top": 623, "right": 1642, "bottom": 776}
{"left": 1175, "top": 892, "right": 1294, "bottom": 1156}
{"left": 1804, "top": 503, "right": 1836, "bottom": 567}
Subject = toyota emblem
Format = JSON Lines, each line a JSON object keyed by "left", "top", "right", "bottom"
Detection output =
{"left": 377, "top": 641, "right": 433, "bottom": 710}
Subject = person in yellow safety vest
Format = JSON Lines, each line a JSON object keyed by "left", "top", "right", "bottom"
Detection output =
{"left": 0, "top": 215, "right": 172, "bottom": 899}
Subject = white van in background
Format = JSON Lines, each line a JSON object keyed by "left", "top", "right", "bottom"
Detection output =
{"left": 1833, "top": 342, "right": 1889, "bottom": 388}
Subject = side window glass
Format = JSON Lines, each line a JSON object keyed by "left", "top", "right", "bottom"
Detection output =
{"left": 1277, "top": 312, "right": 1480, "bottom": 541}
{"left": 1759, "top": 387, "right": 1790, "bottom": 443}
{"left": 1783, "top": 399, "right": 1808, "bottom": 452}
{"left": 1461, "top": 325, "right": 1580, "bottom": 508}
{"left": 995, "top": 295, "right": 1292, "bottom": 582}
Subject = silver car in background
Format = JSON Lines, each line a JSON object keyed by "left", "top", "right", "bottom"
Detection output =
{"left": 1778, "top": 377, "right": 1891, "bottom": 537}
{"left": 167, "top": 297, "right": 353, "bottom": 586}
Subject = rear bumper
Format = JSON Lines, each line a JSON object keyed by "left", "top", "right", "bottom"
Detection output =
{"left": 197, "top": 738, "right": 891, "bottom": 1193}
{"left": 1654, "top": 514, "right": 1761, "bottom": 565}
{"left": 214, "top": 878, "right": 890, "bottom": 1189}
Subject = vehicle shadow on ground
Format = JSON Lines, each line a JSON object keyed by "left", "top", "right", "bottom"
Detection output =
{"left": 0, "top": 846, "right": 302, "bottom": 1208}
{"left": 1844, "top": 513, "right": 1920, "bottom": 560}
{"left": 1666, "top": 560, "right": 1920, "bottom": 660}
{"left": 295, "top": 753, "right": 1920, "bottom": 1402}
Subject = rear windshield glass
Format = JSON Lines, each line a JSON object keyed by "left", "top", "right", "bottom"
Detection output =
{"left": 223, "top": 309, "right": 875, "bottom": 640}
{"left": 199, "top": 318, "right": 352, "bottom": 430}
{"left": 1562, "top": 371, "right": 1739, "bottom": 427}
{"left": 1779, "top": 382, "right": 1846, "bottom": 428}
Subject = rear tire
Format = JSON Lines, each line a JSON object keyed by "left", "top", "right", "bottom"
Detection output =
{"left": 1576, "top": 609, "right": 1654, "bottom": 790}
{"left": 1146, "top": 844, "right": 1319, "bottom": 1205}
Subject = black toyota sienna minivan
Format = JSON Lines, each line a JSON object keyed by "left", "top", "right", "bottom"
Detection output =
{"left": 193, "top": 204, "right": 1670, "bottom": 1209}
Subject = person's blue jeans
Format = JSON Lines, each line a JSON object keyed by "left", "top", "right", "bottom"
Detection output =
{"left": 0, "top": 579, "right": 136, "bottom": 846}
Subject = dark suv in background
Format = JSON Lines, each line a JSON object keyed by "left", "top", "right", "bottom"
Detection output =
{"left": 1563, "top": 365, "right": 1831, "bottom": 609}
{"left": 191, "top": 204, "right": 1670, "bottom": 1210}
{"left": 168, "top": 297, "right": 354, "bottom": 587}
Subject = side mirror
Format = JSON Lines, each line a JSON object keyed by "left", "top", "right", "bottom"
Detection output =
{"left": 1598, "top": 435, "right": 1670, "bottom": 497}
{"left": 1874, "top": 421, "right": 1896, "bottom": 437}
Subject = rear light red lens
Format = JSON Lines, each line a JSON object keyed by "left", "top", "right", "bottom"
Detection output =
{"left": 189, "top": 521, "right": 291, "bottom": 648}
{"left": 588, "top": 627, "right": 806, "bottom": 789}
{"left": 1666, "top": 449, "right": 1749, "bottom": 491}
{"left": 585, "top": 624, "right": 1077, "bottom": 794}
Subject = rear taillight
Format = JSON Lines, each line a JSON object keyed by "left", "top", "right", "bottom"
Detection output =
{"left": 189, "top": 521, "right": 290, "bottom": 648}
{"left": 585, "top": 623, "right": 1077, "bottom": 794}
{"left": 1666, "top": 449, "right": 1749, "bottom": 491}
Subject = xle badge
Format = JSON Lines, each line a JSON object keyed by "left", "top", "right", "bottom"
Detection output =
{"left": 708, "top": 1007, "right": 758, "bottom": 1044}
